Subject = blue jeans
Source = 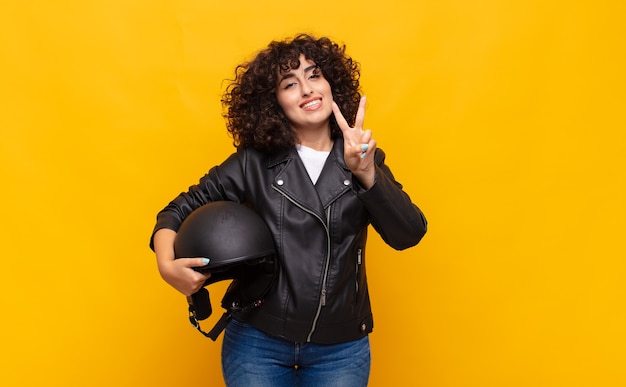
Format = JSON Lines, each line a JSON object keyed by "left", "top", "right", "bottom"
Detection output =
{"left": 222, "top": 318, "right": 371, "bottom": 387}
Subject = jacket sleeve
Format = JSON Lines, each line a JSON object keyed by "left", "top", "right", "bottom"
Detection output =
{"left": 148, "top": 150, "right": 247, "bottom": 251}
{"left": 355, "top": 148, "right": 427, "bottom": 250}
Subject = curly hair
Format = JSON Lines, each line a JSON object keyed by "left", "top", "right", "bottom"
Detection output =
{"left": 221, "top": 33, "right": 361, "bottom": 154}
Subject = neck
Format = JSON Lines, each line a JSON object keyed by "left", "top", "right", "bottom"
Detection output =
{"left": 294, "top": 128, "right": 333, "bottom": 151}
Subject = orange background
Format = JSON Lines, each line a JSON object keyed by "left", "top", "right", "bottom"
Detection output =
{"left": 1, "top": 1, "right": 625, "bottom": 386}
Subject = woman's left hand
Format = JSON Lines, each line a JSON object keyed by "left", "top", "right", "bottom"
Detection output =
{"left": 332, "top": 96, "right": 376, "bottom": 189}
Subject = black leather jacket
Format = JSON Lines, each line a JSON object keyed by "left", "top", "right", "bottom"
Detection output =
{"left": 150, "top": 138, "right": 427, "bottom": 344}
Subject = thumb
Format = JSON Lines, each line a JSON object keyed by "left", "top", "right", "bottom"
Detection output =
{"left": 188, "top": 257, "right": 211, "bottom": 268}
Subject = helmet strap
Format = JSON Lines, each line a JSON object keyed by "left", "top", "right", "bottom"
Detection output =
{"left": 188, "top": 305, "right": 232, "bottom": 341}
{"left": 186, "top": 294, "right": 267, "bottom": 340}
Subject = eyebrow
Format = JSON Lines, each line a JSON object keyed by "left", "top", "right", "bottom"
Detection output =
{"left": 278, "top": 64, "right": 319, "bottom": 84}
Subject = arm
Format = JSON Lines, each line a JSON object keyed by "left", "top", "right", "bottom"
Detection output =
{"left": 333, "top": 96, "right": 427, "bottom": 249}
{"left": 357, "top": 149, "right": 427, "bottom": 250}
{"left": 149, "top": 151, "right": 247, "bottom": 249}
{"left": 149, "top": 151, "right": 247, "bottom": 295}
{"left": 153, "top": 228, "right": 210, "bottom": 296}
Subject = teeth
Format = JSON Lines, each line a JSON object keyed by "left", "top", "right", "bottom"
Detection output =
{"left": 302, "top": 100, "right": 321, "bottom": 109}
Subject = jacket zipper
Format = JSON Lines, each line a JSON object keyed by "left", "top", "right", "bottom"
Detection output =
{"left": 272, "top": 186, "right": 332, "bottom": 342}
{"left": 356, "top": 248, "right": 362, "bottom": 295}
{"left": 307, "top": 207, "right": 332, "bottom": 342}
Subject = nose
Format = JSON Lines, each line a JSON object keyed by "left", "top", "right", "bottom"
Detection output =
{"left": 302, "top": 81, "right": 313, "bottom": 96}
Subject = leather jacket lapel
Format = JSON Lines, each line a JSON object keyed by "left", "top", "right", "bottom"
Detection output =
{"left": 314, "top": 142, "right": 352, "bottom": 209}
{"left": 271, "top": 149, "right": 326, "bottom": 221}
{"left": 270, "top": 139, "right": 352, "bottom": 220}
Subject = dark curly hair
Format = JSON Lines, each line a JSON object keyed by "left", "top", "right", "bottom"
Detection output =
{"left": 221, "top": 33, "right": 361, "bottom": 154}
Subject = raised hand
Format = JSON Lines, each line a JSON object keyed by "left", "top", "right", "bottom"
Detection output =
{"left": 332, "top": 96, "right": 376, "bottom": 189}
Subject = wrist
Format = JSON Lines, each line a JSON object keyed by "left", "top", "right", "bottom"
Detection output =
{"left": 353, "top": 170, "right": 375, "bottom": 190}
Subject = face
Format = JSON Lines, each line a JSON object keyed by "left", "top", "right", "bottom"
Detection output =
{"left": 276, "top": 54, "right": 334, "bottom": 133}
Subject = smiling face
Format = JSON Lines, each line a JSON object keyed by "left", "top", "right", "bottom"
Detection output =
{"left": 276, "top": 54, "right": 334, "bottom": 135}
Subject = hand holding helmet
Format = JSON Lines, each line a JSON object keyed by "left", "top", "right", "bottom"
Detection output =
{"left": 153, "top": 228, "right": 211, "bottom": 297}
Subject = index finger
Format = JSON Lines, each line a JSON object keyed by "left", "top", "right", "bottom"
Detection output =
{"left": 353, "top": 96, "right": 366, "bottom": 129}
{"left": 332, "top": 101, "right": 350, "bottom": 131}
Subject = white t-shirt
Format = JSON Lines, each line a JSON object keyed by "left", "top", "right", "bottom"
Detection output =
{"left": 296, "top": 144, "right": 330, "bottom": 184}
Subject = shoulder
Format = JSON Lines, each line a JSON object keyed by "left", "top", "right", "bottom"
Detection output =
{"left": 235, "top": 146, "right": 273, "bottom": 162}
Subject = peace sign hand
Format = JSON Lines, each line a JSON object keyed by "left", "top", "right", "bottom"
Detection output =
{"left": 332, "top": 96, "right": 376, "bottom": 189}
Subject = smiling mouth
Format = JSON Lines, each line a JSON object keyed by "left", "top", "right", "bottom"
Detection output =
{"left": 301, "top": 99, "right": 322, "bottom": 110}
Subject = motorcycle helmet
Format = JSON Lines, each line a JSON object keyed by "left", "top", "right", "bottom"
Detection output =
{"left": 174, "top": 201, "right": 277, "bottom": 340}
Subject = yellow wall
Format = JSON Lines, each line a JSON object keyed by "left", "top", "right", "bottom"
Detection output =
{"left": 1, "top": 1, "right": 624, "bottom": 386}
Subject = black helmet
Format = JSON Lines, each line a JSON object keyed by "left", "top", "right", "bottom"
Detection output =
{"left": 174, "top": 201, "right": 277, "bottom": 340}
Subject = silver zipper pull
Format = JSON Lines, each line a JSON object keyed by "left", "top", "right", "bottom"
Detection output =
{"left": 321, "top": 288, "right": 327, "bottom": 306}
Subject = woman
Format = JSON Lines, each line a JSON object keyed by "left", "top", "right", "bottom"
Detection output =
{"left": 150, "top": 33, "right": 427, "bottom": 387}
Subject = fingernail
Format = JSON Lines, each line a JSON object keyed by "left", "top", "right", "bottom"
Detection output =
{"left": 360, "top": 152, "right": 366, "bottom": 159}
{"left": 361, "top": 144, "right": 369, "bottom": 151}
{"left": 202, "top": 258, "right": 210, "bottom": 265}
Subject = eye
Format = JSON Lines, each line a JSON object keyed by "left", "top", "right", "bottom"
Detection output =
{"left": 309, "top": 67, "right": 322, "bottom": 79}
{"left": 283, "top": 82, "right": 296, "bottom": 90}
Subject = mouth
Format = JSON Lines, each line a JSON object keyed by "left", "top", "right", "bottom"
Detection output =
{"left": 300, "top": 98, "right": 322, "bottom": 110}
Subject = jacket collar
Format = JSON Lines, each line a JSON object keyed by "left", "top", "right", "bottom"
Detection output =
{"left": 266, "top": 137, "right": 349, "bottom": 170}
{"left": 269, "top": 137, "right": 353, "bottom": 220}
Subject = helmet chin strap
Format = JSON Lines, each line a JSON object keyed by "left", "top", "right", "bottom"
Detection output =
{"left": 186, "top": 288, "right": 266, "bottom": 341}
{"left": 188, "top": 304, "right": 232, "bottom": 341}
{"left": 186, "top": 288, "right": 222, "bottom": 340}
